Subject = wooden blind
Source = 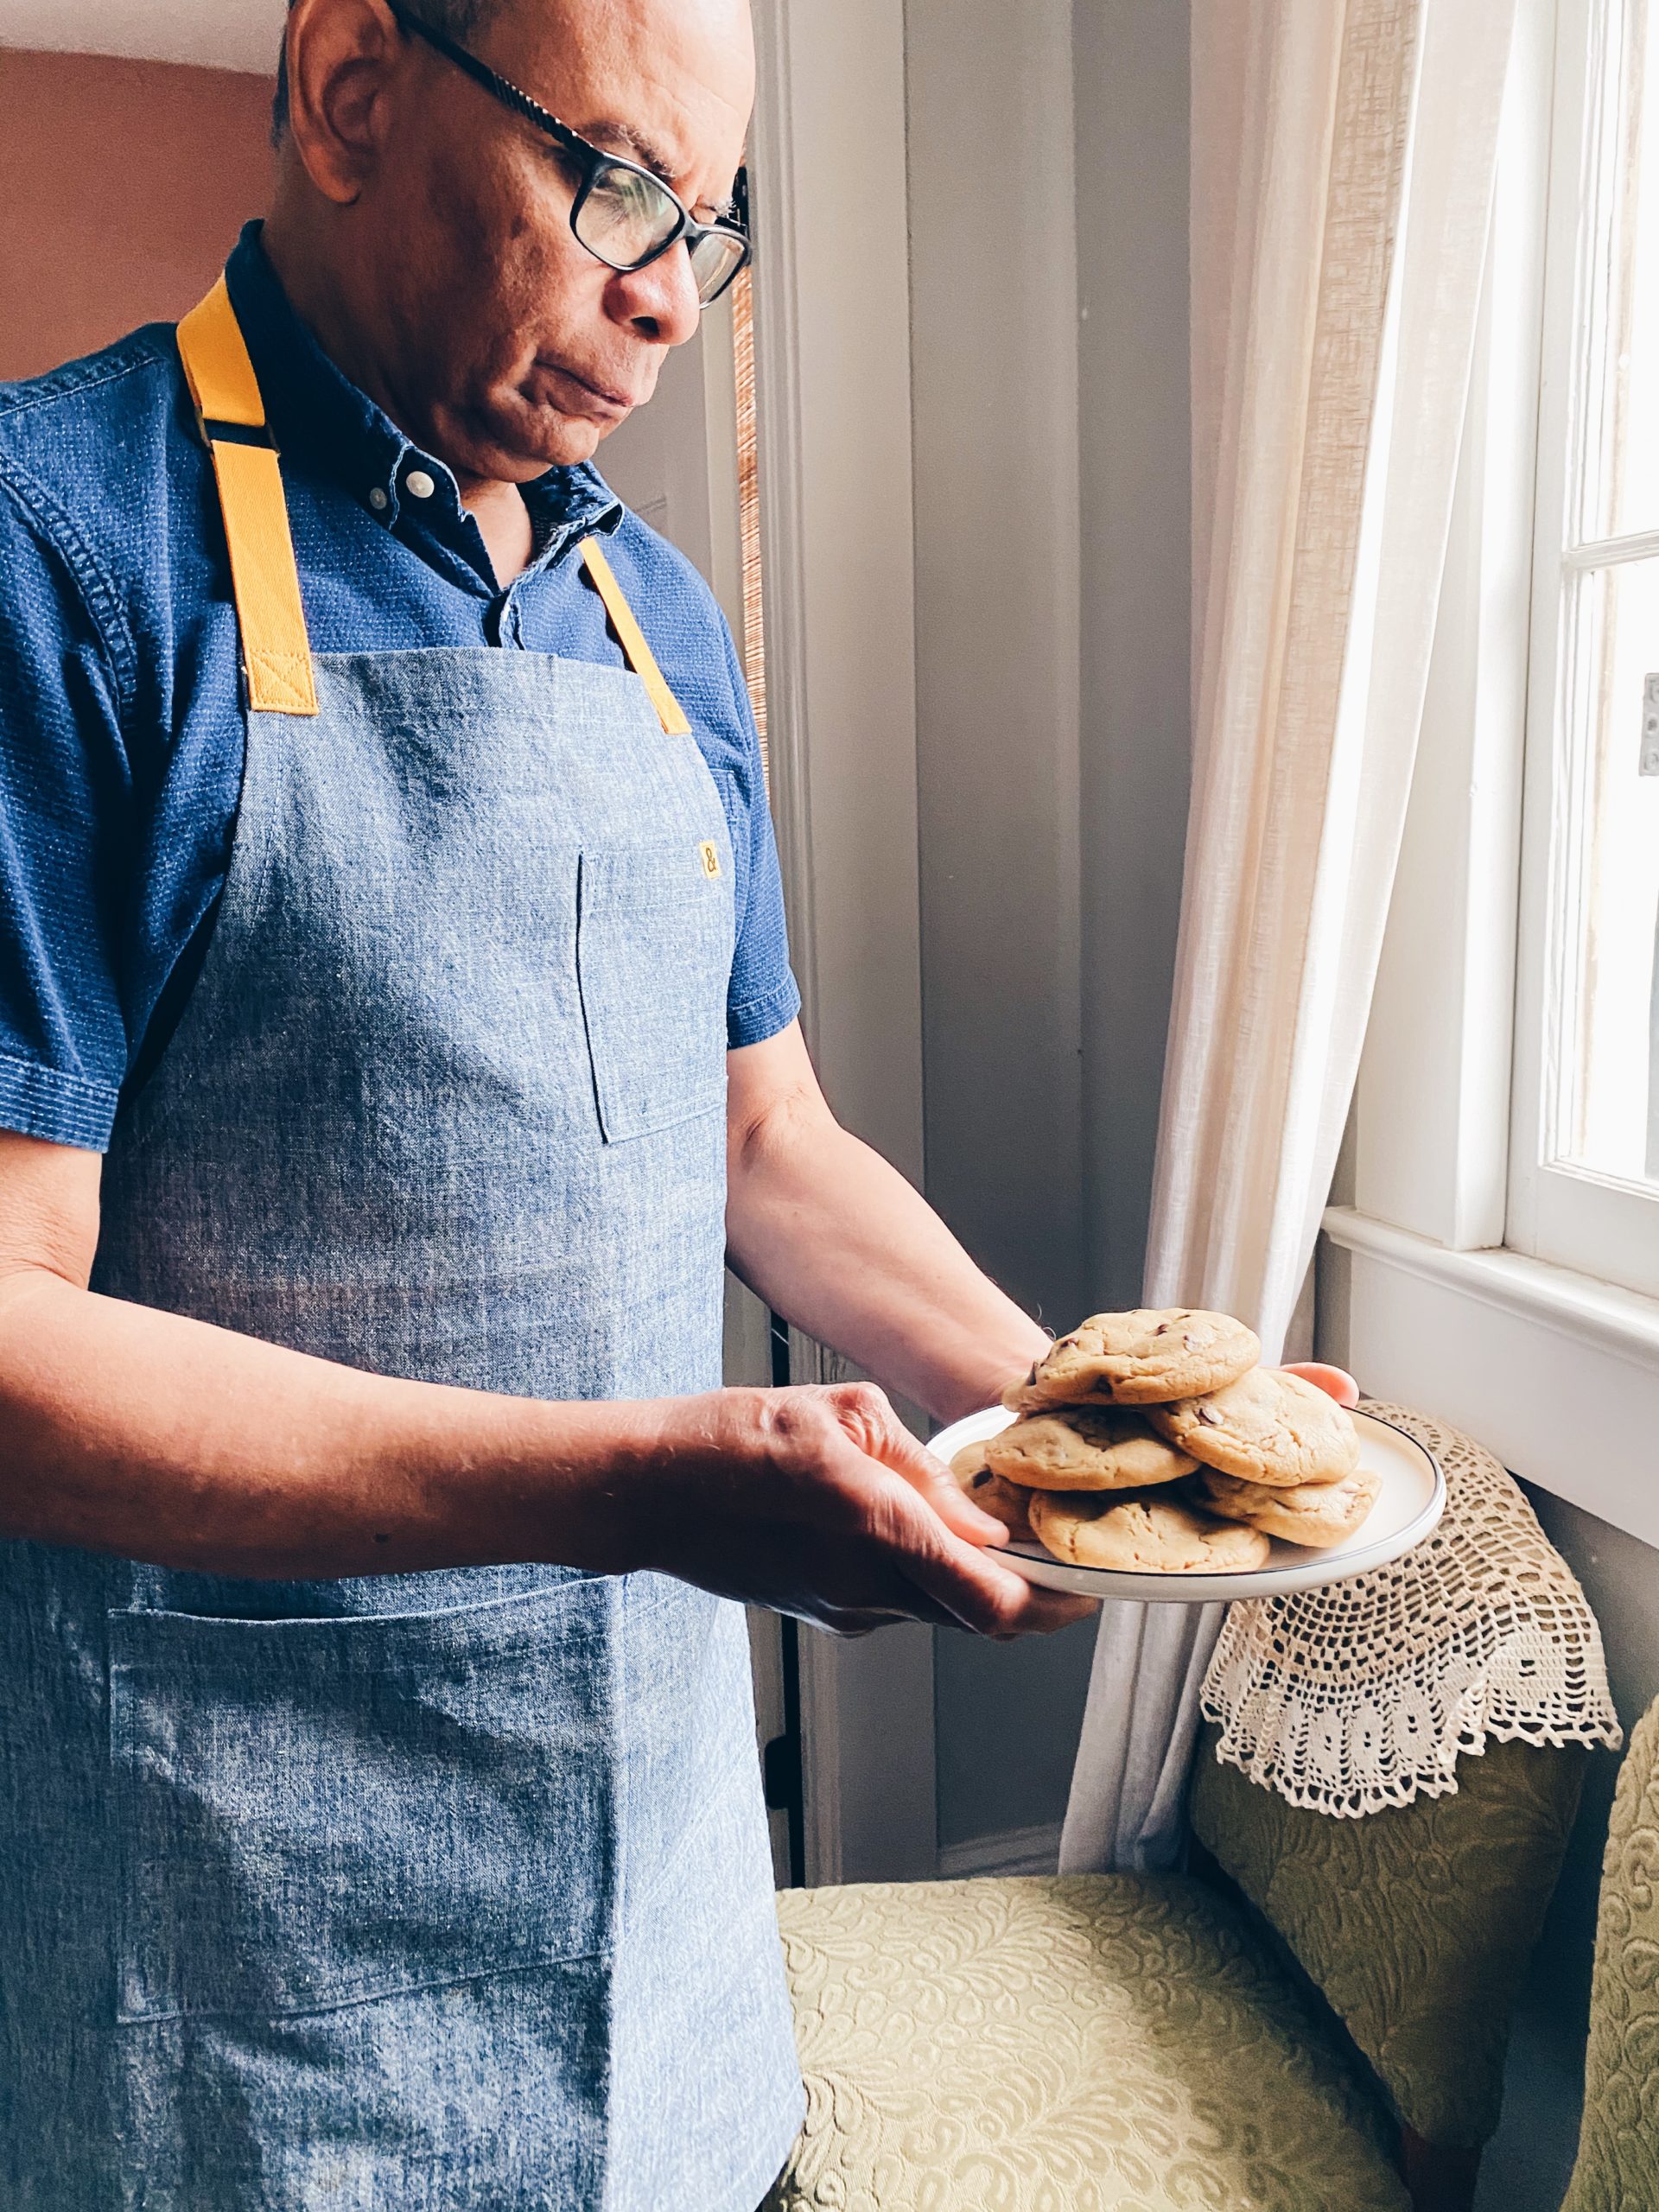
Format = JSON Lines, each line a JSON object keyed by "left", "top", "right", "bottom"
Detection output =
{"left": 732, "top": 266, "right": 769, "bottom": 782}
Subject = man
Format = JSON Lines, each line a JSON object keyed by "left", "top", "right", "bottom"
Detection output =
{"left": 0, "top": 2, "right": 1092, "bottom": 2204}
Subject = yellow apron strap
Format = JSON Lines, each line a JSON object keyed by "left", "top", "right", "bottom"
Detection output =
{"left": 176, "top": 277, "right": 318, "bottom": 718}
{"left": 579, "top": 539, "right": 692, "bottom": 738}
{"left": 178, "top": 279, "right": 683, "bottom": 734}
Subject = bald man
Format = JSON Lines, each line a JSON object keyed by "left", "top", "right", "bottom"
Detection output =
{"left": 0, "top": 2, "right": 1093, "bottom": 2202}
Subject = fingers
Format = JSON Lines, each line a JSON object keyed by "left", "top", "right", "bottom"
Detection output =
{"left": 845, "top": 1503, "right": 1100, "bottom": 1637}
{"left": 821, "top": 1386, "right": 1103, "bottom": 1635}
{"left": 868, "top": 1482, "right": 1067, "bottom": 1637}
{"left": 830, "top": 1382, "right": 1010, "bottom": 1548}
{"left": 1012, "top": 1589, "right": 1101, "bottom": 1634}
{"left": 909, "top": 1455, "right": 1011, "bottom": 1548}
{"left": 804, "top": 1582, "right": 1095, "bottom": 1641}
{"left": 800, "top": 1606, "right": 906, "bottom": 1637}
{"left": 778, "top": 1582, "right": 976, "bottom": 1637}
{"left": 1281, "top": 1360, "right": 1360, "bottom": 1409}
{"left": 762, "top": 1382, "right": 1101, "bottom": 1637}
{"left": 827, "top": 1597, "right": 962, "bottom": 1636}
{"left": 900, "top": 1536, "right": 1101, "bottom": 1638}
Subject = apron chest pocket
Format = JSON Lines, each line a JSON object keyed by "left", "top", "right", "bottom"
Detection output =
{"left": 576, "top": 842, "right": 734, "bottom": 1144}
{"left": 109, "top": 1579, "right": 619, "bottom": 2024}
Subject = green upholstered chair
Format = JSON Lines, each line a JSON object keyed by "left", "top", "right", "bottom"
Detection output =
{"left": 1561, "top": 1694, "right": 1659, "bottom": 2212}
{"left": 765, "top": 1726, "right": 1586, "bottom": 2212}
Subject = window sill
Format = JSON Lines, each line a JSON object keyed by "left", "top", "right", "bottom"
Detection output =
{"left": 1321, "top": 1205, "right": 1659, "bottom": 1550}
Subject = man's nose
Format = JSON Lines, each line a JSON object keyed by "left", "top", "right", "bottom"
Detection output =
{"left": 610, "top": 241, "right": 705, "bottom": 348}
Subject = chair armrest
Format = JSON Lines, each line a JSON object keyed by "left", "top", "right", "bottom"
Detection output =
{"left": 1190, "top": 1723, "right": 1586, "bottom": 2148}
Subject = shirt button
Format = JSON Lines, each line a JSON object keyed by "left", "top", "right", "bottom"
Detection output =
{"left": 405, "top": 468, "right": 437, "bottom": 500}
{"left": 368, "top": 486, "right": 390, "bottom": 512}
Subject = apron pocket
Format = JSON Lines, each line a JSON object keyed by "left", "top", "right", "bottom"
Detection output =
{"left": 108, "top": 1575, "right": 620, "bottom": 2024}
{"left": 576, "top": 841, "right": 733, "bottom": 1143}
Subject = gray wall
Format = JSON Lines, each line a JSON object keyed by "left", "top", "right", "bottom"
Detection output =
{"left": 1074, "top": 0, "right": 1193, "bottom": 1316}
{"left": 908, "top": 0, "right": 1193, "bottom": 1853}
{"left": 904, "top": 0, "right": 1084, "bottom": 1337}
{"left": 592, "top": 327, "right": 723, "bottom": 611}
{"left": 609, "top": 0, "right": 1197, "bottom": 1862}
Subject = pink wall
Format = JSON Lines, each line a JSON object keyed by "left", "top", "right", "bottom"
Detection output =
{"left": 0, "top": 48, "right": 276, "bottom": 383}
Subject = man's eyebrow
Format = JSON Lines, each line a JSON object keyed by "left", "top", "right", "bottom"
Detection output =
{"left": 583, "top": 118, "right": 739, "bottom": 219}
{"left": 584, "top": 118, "right": 677, "bottom": 182}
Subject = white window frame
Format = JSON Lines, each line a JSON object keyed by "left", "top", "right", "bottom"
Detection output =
{"left": 1325, "top": 0, "right": 1659, "bottom": 1551}
{"left": 1508, "top": 0, "right": 1659, "bottom": 1299}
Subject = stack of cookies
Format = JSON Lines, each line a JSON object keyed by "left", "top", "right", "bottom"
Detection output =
{"left": 951, "top": 1308, "right": 1377, "bottom": 1576}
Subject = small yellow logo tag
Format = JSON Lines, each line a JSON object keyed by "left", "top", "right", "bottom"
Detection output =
{"left": 699, "top": 841, "right": 722, "bottom": 879}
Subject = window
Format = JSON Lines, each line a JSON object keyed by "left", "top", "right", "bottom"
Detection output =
{"left": 1328, "top": 0, "right": 1659, "bottom": 1532}
{"left": 1510, "top": 0, "right": 1659, "bottom": 1297}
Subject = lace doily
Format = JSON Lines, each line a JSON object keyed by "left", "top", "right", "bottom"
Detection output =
{"left": 1199, "top": 1402, "right": 1624, "bottom": 1816}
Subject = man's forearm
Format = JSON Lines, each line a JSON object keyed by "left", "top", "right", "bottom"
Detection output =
{"left": 0, "top": 1268, "right": 657, "bottom": 1579}
{"left": 725, "top": 1092, "right": 1049, "bottom": 1427}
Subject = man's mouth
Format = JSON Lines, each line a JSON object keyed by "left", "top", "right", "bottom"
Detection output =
{"left": 539, "top": 361, "right": 639, "bottom": 421}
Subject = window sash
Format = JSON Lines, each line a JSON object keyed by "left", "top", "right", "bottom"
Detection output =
{"left": 1507, "top": 0, "right": 1659, "bottom": 1300}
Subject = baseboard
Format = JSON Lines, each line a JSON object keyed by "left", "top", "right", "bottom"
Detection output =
{"left": 936, "top": 1821, "right": 1064, "bottom": 1880}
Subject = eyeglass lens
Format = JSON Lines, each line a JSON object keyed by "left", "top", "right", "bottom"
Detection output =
{"left": 575, "top": 159, "right": 747, "bottom": 305}
{"left": 685, "top": 229, "right": 748, "bottom": 303}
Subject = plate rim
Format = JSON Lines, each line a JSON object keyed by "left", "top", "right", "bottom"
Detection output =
{"left": 933, "top": 1403, "right": 1446, "bottom": 1603}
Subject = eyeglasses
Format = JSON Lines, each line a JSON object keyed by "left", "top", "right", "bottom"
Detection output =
{"left": 383, "top": 0, "right": 753, "bottom": 308}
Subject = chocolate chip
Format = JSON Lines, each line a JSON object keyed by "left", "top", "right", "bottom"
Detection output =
{"left": 972, "top": 1471, "right": 991, "bottom": 1487}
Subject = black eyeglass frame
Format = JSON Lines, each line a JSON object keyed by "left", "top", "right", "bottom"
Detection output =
{"left": 382, "top": 0, "right": 753, "bottom": 308}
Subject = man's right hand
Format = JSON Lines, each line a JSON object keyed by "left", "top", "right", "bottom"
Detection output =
{"left": 0, "top": 1129, "right": 1093, "bottom": 1637}
{"left": 590, "top": 1381, "right": 1098, "bottom": 1639}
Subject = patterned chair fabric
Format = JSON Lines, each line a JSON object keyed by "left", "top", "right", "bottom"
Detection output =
{"left": 766, "top": 1872, "right": 1409, "bottom": 2212}
{"left": 1562, "top": 1695, "right": 1659, "bottom": 2212}
{"left": 1189, "top": 1726, "right": 1587, "bottom": 2146}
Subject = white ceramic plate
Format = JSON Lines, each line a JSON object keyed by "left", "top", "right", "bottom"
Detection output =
{"left": 932, "top": 1404, "right": 1445, "bottom": 1604}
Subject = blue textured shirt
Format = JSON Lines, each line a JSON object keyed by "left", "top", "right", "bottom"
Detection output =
{"left": 0, "top": 222, "right": 798, "bottom": 1153}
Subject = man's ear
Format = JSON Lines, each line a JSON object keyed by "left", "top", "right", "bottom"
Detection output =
{"left": 282, "top": 0, "right": 407, "bottom": 207}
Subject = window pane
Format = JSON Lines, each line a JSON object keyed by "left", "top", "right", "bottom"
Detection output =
{"left": 1556, "top": 556, "right": 1659, "bottom": 1184}
{"left": 1584, "top": 0, "right": 1659, "bottom": 540}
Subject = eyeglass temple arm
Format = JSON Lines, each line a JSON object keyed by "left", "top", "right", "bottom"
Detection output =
{"left": 385, "top": 0, "right": 590, "bottom": 162}
{"left": 390, "top": 0, "right": 750, "bottom": 261}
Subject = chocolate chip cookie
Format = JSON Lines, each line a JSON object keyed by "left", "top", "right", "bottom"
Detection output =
{"left": 1147, "top": 1369, "right": 1361, "bottom": 1488}
{"left": 950, "top": 1441, "right": 1036, "bottom": 1541}
{"left": 984, "top": 1406, "right": 1198, "bottom": 1491}
{"left": 1197, "top": 1462, "right": 1381, "bottom": 1548}
{"left": 1027, "top": 1488, "right": 1271, "bottom": 1573}
{"left": 1002, "top": 1308, "right": 1262, "bottom": 1412}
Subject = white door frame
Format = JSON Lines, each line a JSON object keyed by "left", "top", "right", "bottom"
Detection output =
{"left": 748, "top": 0, "right": 939, "bottom": 1886}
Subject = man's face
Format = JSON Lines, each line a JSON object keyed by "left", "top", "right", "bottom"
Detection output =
{"left": 334, "top": 0, "right": 754, "bottom": 480}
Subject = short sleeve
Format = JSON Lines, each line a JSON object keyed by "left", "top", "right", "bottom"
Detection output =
{"left": 0, "top": 469, "right": 134, "bottom": 1150}
{"left": 719, "top": 621, "right": 802, "bottom": 1051}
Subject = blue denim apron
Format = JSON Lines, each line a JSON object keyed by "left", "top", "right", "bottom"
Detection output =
{"left": 0, "top": 280, "right": 803, "bottom": 2209}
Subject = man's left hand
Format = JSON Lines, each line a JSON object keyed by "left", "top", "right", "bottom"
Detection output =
{"left": 1281, "top": 1362, "right": 1360, "bottom": 1408}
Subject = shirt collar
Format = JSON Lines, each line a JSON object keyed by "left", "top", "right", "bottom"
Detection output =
{"left": 220, "top": 220, "right": 622, "bottom": 558}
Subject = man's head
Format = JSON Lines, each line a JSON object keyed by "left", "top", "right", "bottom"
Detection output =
{"left": 266, "top": 0, "right": 754, "bottom": 486}
{"left": 272, "top": 1, "right": 502, "bottom": 140}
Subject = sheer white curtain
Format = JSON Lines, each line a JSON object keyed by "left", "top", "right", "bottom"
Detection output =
{"left": 1060, "top": 0, "right": 1518, "bottom": 1873}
